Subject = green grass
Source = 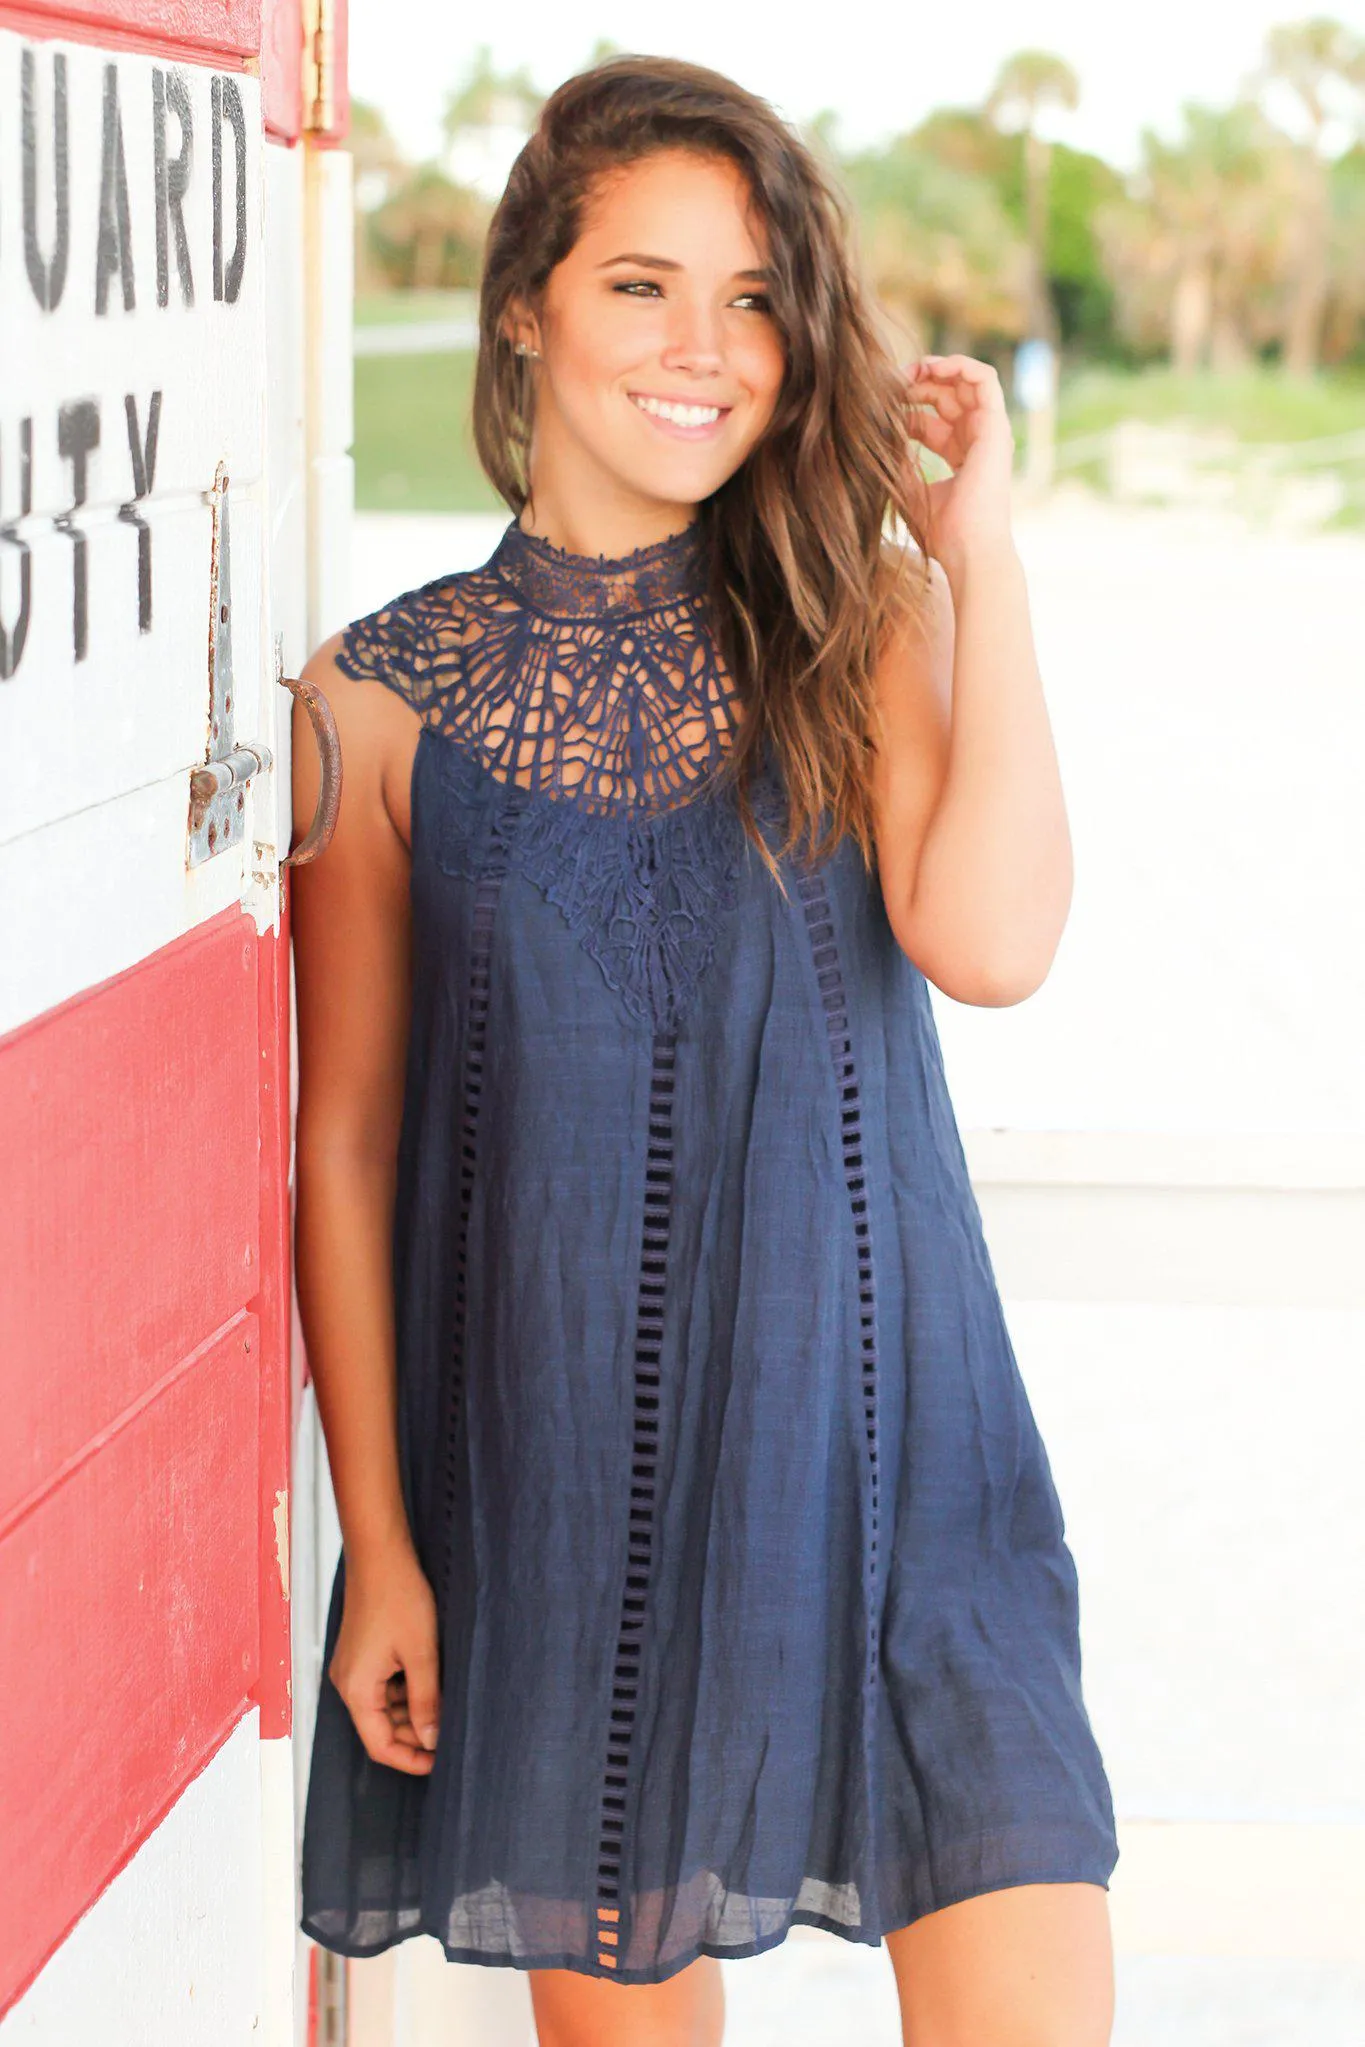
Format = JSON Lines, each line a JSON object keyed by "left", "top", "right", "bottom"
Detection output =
{"left": 353, "top": 349, "right": 1365, "bottom": 516}
{"left": 355, "top": 289, "right": 478, "bottom": 327}
{"left": 1055, "top": 362, "right": 1365, "bottom": 444}
{"left": 353, "top": 351, "right": 502, "bottom": 511}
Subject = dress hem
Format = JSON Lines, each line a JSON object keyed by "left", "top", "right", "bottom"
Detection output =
{"left": 298, "top": 1851, "right": 1115, "bottom": 1987}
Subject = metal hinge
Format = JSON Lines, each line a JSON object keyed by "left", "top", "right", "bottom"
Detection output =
{"left": 187, "top": 463, "right": 273, "bottom": 868}
{"left": 303, "top": 0, "right": 338, "bottom": 134}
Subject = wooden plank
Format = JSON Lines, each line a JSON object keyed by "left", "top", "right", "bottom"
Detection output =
{"left": 260, "top": 0, "right": 302, "bottom": 142}
{"left": 0, "top": 1315, "right": 260, "bottom": 2013}
{"left": 0, "top": 1, "right": 258, "bottom": 66}
{"left": 0, "top": 908, "right": 258, "bottom": 1523}
{"left": 253, "top": 910, "right": 294, "bottom": 1736}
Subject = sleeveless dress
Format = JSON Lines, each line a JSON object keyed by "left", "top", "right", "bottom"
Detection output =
{"left": 298, "top": 518, "right": 1119, "bottom": 1985}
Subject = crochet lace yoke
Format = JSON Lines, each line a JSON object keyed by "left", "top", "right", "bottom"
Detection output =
{"left": 333, "top": 519, "right": 787, "bottom": 1031}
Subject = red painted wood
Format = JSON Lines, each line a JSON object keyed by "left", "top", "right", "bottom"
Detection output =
{"left": 0, "top": 910, "right": 258, "bottom": 1527}
{"left": 260, "top": 0, "right": 303, "bottom": 142}
{"left": 253, "top": 911, "right": 294, "bottom": 1735}
{"left": 0, "top": 0, "right": 257, "bottom": 62}
{"left": 0, "top": 1317, "right": 260, "bottom": 2014}
{"left": 0, "top": 904, "right": 297, "bottom": 2006}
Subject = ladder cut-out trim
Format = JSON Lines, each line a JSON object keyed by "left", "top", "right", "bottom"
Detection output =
{"left": 435, "top": 793, "right": 525, "bottom": 1615}
{"left": 592, "top": 1030, "right": 678, "bottom": 1971}
{"left": 797, "top": 870, "right": 881, "bottom": 1694}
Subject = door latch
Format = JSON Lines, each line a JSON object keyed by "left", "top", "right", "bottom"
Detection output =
{"left": 187, "top": 463, "right": 273, "bottom": 867}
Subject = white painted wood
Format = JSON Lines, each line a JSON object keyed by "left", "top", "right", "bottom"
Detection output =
{"left": 0, "top": 32, "right": 277, "bottom": 1028}
{"left": 259, "top": 1735, "right": 298, "bottom": 2047}
{"left": 262, "top": 139, "right": 308, "bottom": 870}
{"left": 0, "top": 769, "right": 251, "bottom": 1033}
{"left": 0, "top": 1715, "right": 265, "bottom": 2043}
{"left": 0, "top": 493, "right": 266, "bottom": 847}
{"left": 0, "top": 41, "right": 265, "bottom": 516}
{"left": 305, "top": 145, "right": 354, "bottom": 649}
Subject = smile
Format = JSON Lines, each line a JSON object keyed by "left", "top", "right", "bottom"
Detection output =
{"left": 629, "top": 393, "right": 730, "bottom": 435}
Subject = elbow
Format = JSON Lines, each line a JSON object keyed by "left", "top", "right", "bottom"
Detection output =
{"left": 889, "top": 918, "right": 1059, "bottom": 1007}
{"left": 928, "top": 959, "right": 1051, "bottom": 1007}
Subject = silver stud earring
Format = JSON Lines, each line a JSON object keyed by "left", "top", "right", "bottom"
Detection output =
{"left": 515, "top": 341, "right": 541, "bottom": 359}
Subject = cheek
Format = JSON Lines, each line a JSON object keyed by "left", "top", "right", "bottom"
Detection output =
{"left": 741, "top": 333, "right": 786, "bottom": 423}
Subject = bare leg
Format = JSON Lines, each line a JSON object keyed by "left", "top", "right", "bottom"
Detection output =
{"left": 885, "top": 1882, "right": 1114, "bottom": 2047}
{"left": 528, "top": 1955, "right": 725, "bottom": 2047}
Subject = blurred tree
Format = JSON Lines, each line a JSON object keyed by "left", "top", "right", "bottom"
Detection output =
{"left": 1321, "top": 141, "right": 1365, "bottom": 362}
{"left": 440, "top": 44, "right": 543, "bottom": 138}
{"left": 1251, "top": 15, "right": 1365, "bottom": 374}
{"left": 440, "top": 44, "right": 544, "bottom": 199}
{"left": 347, "top": 98, "right": 406, "bottom": 205}
{"left": 346, "top": 99, "right": 408, "bottom": 293}
{"left": 839, "top": 133, "right": 1027, "bottom": 355}
{"left": 367, "top": 167, "right": 492, "bottom": 290}
{"left": 1042, "top": 145, "right": 1125, "bottom": 356}
{"left": 1098, "top": 101, "right": 1297, "bottom": 372}
{"left": 982, "top": 49, "right": 1081, "bottom": 345}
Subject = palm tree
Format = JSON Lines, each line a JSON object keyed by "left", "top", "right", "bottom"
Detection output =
{"left": 1118, "top": 101, "right": 1296, "bottom": 373}
{"left": 839, "top": 137, "right": 1028, "bottom": 353}
{"left": 982, "top": 49, "right": 1081, "bottom": 345}
{"left": 346, "top": 100, "right": 408, "bottom": 292}
{"left": 439, "top": 45, "right": 542, "bottom": 145}
{"left": 1252, "top": 15, "right": 1365, "bottom": 374}
{"left": 368, "top": 169, "right": 490, "bottom": 292}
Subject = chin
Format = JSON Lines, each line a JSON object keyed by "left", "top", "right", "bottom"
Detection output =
{"left": 618, "top": 455, "right": 747, "bottom": 507}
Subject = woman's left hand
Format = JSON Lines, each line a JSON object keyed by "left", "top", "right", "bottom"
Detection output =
{"left": 905, "top": 353, "right": 1017, "bottom": 576}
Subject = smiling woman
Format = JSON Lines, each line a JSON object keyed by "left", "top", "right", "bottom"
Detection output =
{"left": 295, "top": 51, "right": 1119, "bottom": 2047}
{"left": 499, "top": 152, "right": 786, "bottom": 525}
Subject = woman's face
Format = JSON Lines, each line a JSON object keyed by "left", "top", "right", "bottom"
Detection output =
{"left": 515, "top": 150, "right": 787, "bottom": 527}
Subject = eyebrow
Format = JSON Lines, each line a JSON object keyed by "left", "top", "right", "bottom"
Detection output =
{"left": 595, "top": 252, "right": 771, "bottom": 282}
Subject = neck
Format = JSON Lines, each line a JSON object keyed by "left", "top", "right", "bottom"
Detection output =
{"left": 521, "top": 427, "right": 699, "bottom": 562}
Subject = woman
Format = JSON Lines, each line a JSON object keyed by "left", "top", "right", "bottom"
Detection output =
{"left": 294, "top": 52, "right": 1119, "bottom": 2047}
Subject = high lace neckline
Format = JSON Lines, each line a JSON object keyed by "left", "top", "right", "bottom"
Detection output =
{"left": 490, "top": 518, "right": 708, "bottom": 620}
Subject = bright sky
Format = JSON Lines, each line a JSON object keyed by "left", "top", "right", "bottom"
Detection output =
{"left": 351, "top": 0, "right": 1365, "bottom": 173}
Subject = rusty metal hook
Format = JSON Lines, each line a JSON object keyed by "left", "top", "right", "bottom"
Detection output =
{"left": 281, "top": 672, "right": 343, "bottom": 867}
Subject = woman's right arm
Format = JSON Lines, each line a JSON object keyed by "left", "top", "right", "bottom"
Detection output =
{"left": 290, "top": 638, "right": 440, "bottom": 1774}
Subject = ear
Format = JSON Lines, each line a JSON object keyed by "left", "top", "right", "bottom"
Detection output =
{"left": 502, "top": 297, "right": 543, "bottom": 360}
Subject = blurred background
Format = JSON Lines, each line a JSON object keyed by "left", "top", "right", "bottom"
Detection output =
{"left": 330, "top": 6, "right": 1365, "bottom": 2046}
{"left": 2, "top": 3, "right": 1359, "bottom": 2043}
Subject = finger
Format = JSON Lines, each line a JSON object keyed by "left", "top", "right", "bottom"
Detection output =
{"left": 912, "top": 357, "right": 998, "bottom": 404}
{"left": 349, "top": 1701, "right": 437, "bottom": 1775}
{"left": 383, "top": 1681, "right": 423, "bottom": 1746}
{"left": 401, "top": 1639, "right": 443, "bottom": 1752}
{"left": 907, "top": 378, "right": 965, "bottom": 421}
{"left": 908, "top": 413, "right": 955, "bottom": 456}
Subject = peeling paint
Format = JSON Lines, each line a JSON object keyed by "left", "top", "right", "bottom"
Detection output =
{"left": 272, "top": 1487, "right": 289, "bottom": 1601}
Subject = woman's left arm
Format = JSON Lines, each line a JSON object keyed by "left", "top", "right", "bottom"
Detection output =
{"left": 870, "top": 353, "right": 1073, "bottom": 1007}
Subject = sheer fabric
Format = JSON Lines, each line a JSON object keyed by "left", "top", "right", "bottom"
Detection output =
{"left": 298, "top": 519, "right": 1119, "bottom": 1983}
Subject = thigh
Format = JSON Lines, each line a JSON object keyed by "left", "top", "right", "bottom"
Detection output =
{"left": 885, "top": 1882, "right": 1114, "bottom": 2047}
{"left": 527, "top": 1954, "right": 725, "bottom": 2047}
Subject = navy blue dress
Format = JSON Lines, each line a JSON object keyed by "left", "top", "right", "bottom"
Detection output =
{"left": 298, "top": 518, "right": 1119, "bottom": 1984}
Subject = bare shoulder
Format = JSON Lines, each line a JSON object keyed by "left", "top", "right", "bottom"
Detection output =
{"left": 295, "top": 620, "right": 426, "bottom": 854}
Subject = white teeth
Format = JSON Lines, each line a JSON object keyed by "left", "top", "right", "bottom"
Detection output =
{"left": 631, "top": 394, "right": 723, "bottom": 427}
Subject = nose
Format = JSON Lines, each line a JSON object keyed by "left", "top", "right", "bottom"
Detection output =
{"left": 659, "top": 294, "right": 725, "bottom": 378}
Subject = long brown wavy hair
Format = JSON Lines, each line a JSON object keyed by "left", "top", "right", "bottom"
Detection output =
{"left": 472, "top": 53, "right": 936, "bottom": 886}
